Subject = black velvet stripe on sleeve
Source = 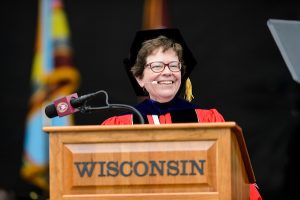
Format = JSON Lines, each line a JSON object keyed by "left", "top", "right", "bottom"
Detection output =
{"left": 133, "top": 114, "right": 149, "bottom": 124}
{"left": 170, "top": 109, "right": 198, "bottom": 123}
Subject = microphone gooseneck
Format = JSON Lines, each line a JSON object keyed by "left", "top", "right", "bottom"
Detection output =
{"left": 79, "top": 90, "right": 145, "bottom": 124}
{"left": 70, "top": 91, "right": 100, "bottom": 108}
{"left": 44, "top": 90, "right": 145, "bottom": 124}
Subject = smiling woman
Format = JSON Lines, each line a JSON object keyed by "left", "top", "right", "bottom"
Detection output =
{"left": 101, "top": 28, "right": 224, "bottom": 125}
{"left": 100, "top": 28, "right": 262, "bottom": 200}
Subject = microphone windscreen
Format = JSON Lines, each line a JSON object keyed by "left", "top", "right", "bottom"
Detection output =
{"left": 45, "top": 104, "right": 58, "bottom": 118}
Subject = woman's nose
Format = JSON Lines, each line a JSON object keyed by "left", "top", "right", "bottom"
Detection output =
{"left": 161, "top": 66, "right": 172, "bottom": 74}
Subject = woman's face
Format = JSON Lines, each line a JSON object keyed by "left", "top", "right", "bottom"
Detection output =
{"left": 135, "top": 47, "right": 181, "bottom": 103}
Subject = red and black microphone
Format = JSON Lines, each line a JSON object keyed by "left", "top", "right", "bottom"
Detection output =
{"left": 45, "top": 92, "right": 99, "bottom": 118}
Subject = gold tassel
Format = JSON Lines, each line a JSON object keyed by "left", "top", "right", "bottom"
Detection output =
{"left": 184, "top": 77, "right": 194, "bottom": 102}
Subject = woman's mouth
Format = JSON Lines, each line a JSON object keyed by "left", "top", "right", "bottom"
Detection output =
{"left": 154, "top": 80, "right": 174, "bottom": 85}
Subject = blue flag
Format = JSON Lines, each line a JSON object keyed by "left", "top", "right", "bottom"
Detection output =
{"left": 21, "top": 0, "right": 80, "bottom": 190}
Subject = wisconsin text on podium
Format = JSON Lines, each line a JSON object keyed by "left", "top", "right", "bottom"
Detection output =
{"left": 74, "top": 159, "right": 206, "bottom": 177}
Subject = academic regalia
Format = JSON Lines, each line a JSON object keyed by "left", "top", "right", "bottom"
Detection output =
{"left": 101, "top": 97, "right": 224, "bottom": 125}
{"left": 102, "top": 28, "right": 262, "bottom": 200}
{"left": 101, "top": 97, "right": 262, "bottom": 200}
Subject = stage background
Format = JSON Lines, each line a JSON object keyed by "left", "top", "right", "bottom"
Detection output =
{"left": 1, "top": 1, "right": 300, "bottom": 199}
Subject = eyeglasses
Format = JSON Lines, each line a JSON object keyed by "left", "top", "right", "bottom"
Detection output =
{"left": 145, "top": 61, "right": 182, "bottom": 73}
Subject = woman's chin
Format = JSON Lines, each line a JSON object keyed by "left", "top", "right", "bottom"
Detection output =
{"left": 152, "top": 93, "right": 176, "bottom": 103}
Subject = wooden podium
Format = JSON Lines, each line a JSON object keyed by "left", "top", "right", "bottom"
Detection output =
{"left": 43, "top": 122, "right": 255, "bottom": 200}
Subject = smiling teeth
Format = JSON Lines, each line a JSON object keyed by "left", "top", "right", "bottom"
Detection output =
{"left": 158, "top": 81, "right": 173, "bottom": 84}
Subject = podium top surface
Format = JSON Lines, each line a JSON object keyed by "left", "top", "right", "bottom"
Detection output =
{"left": 43, "top": 122, "right": 237, "bottom": 132}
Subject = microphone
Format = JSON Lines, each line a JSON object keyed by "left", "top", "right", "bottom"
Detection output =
{"left": 44, "top": 90, "right": 145, "bottom": 124}
{"left": 145, "top": 81, "right": 158, "bottom": 85}
{"left": 45, "top": 92, "right": 99, "bottom": 118}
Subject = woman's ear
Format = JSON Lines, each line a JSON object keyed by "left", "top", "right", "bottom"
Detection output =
{"left": 135, "top": 76, "right": 144, "bottom": 88}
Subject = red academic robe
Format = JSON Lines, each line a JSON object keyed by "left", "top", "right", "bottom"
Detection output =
{"left": 101, "top": 108, "right": 262, "bottom": 200}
